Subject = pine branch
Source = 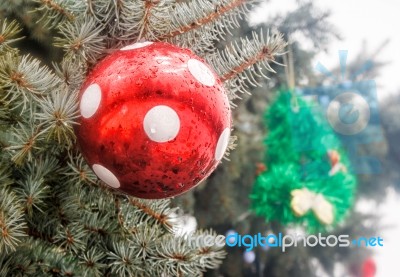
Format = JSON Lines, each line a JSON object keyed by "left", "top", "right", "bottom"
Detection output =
{"left": 108, "top": 240, "right": 144, "bottom": 277}
{"left": 0, "top": 188, "right": 27, "bottom": 253}
{"left": 36, "top": 88, "right": 79, "bottom": 148}
{"left": 153, "top": 235, "right": 198, "bottom": 276}
{"left": 26, "top": 224, "right": 55, "bottom": 243}
{"left": 159, "top": 0, "right": 258, "bottom": 53}
{"left": 152, "top": 230, "right": 225, "bottom": 276}
{"left": 0, "top": 165, "right": 13, "bottom": 188}
{"left": 161, "top": 0, "right": 254, "bottom": 39}
{"left": 7, "top": 237, "right": 85, "bottom": 275}
{"left": 33, "top": 0, "right": 86, "bottom": 28}
{"left": 136, "top": 0, "right": 174, "bottom": 41}
{"left": 5, "top": 123, "right": 43, "bottom": 165}
{"left": 15, "top": 175, "right": 50, "bottom": 216}
{"left": 128, "top": 197, "right": 177, "bottom": 232}
{"left": 223, "top": 133, "right": 237, "bottom": 161}
{"left": 55, "top": 17, "right": 107, "bottom": 65}
{"left": 79, "top": 247, "right": 106, "bottom": 277}
{"left": 85, "top": 0, "right": 129, "bottom": 41}
{"left": 20, "top": 154, "right": 60, "bottom": 184}
{"left": 37, "top": 0, "right": 75, "bottom": 20}
{"left": 0, "top": 53, "right": 57, "bottom": 110}
{"left": 63, "top": 152, "right": 98, "bottom": 187}
{"left": 190, "top": 230, "right": 226, "bottom": 271}
{"left": 54, "top": 222, "right": 87, "bottom": 254}
{"left": 53, "top": 57, "right": 87, "bottom": 92}
{"left": 0, "top": 19, "right": 23, "bottom": 52}
{"left": 130, "top": 226, "right": 160, "bottom": 259}
{"left": 208, "top": 30, "right": 286, "bottom": 97}
{"left": 81, "top": 209, "right": 121, "bottom": 237}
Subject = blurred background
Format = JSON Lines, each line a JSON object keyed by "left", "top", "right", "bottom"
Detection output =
{"left": 178, "top": 0, "right": 399, "bottom": 276}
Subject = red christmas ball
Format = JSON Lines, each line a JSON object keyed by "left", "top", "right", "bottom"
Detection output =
{"left": 76, "top": 41, "right": 231, "bottom": 199}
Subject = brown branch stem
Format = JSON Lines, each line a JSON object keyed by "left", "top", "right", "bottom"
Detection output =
{"left": 221, "top": 46, "right": 274, "bottom": 82}
{"left": 160, "top": 0, "right": 247, "bottom": 40}
{"left": 40, "top": 0, "right": 75, "bottom": 21}
{"left": 137, "top": 0, "right": 159, "bottom": 41}
{"left": 129, "top": 198, "right": 172, "bottom": 230}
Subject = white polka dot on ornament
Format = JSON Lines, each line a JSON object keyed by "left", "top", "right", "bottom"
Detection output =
{"left": 143, "top": 105, "right": 181, "bottom": 143}
{"left": 92, "top": 164, "right": 120, "bottom": 188}
{"left": 188, "top": 59, "right": 216, "bottom": 87}
{"left": 120, "top": 41, "right": 153, "bottom": 51}
{"left": 215, "top": 128, "right": 231, "bottom": 161}
{"left": 243, "top": 250, "right": 256, "bottom": 264}
{"left": 80, "top": 83, "right": 102, "bottom": 118}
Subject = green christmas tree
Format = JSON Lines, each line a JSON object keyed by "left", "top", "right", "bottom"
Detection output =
{"left": 0, "top": 0, "right": 286, "bottom": 276}
{"left": 251, "top": 89, "right": 357, "bottom": 233}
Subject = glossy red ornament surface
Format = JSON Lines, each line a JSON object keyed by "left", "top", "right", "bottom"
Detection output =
{"left": 76, "top": 41, "right": 231, "bottom": 199}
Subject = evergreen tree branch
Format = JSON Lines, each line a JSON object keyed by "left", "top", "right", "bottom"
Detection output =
{"left": 137, "top": 0, "right": 160, "bottom": 41}
{"left": 0, "top": 19, "right": 23, "bottom": 52}
{"left": 26, "top": 224, "right": 55, "bottom": 243}
{"left": 54, "top": 222, "right": 88, "bottom": 254}
{"left": 38, "top": 0, "right": 75, "bottom": 21}
{"left": 15, "top": 175, "right": 50, "bottom": 216}
{"left": 85, "top": 0, "right": 134, "bottom": 42}
{"left": 79, "top": 247, "right": 106, "bottom": 277}
{"left": 0, "top": 53, "right": 57, "bottom": 110}
{"left": 208, "top": 30, "right": 286, "bottom": 97}
{"left": 36, "top": 88, "right": 79, "bottom": 148}
{"left": 0, "top": 188, "right": 27, "bottom": 253}
{"left": 6, "top": 238, "right": 85, "bottom": 275}
{"left": 152, "top": 230, "right": 225, "bottom": 276}
{"left": 190, "top": 230, "right": 226, "bottom": 271}
{"left": 108, "top": 240, "right": 144, "bottom": 276}
{"left": 53, "top": 57, "right": 86, "bottom": 92}
{"left": 0, "top": 165, "right": 13, "bottom": 188}
{"left": 20, "top": 154, "right": 60, "bottom": 184}
{"left": 55, "top": 17, "right": 107, "bottom": 65}
{"left": 63, "top": 152, "right": 98, "bottom": 186}
{"left": 129, "top": 197, "right": 177, "bottom": 232}
{"left": 33, "top": 0, "right": 86, "bottom": 28}
{"left": 161, "top": 0, "right": 254, "bottom": 40}
{"left": 136, "top": 0, "right": 173, "bottom": 41}
{"left": 6, "top": 123, "right": 43, "bottom": 165}
{"left": 158, "top": 0, "right": 260, "bottom": 54}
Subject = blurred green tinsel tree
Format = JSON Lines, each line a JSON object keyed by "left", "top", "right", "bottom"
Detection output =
{"left": 251, "top": 90, "right": 357, "bottom": 232}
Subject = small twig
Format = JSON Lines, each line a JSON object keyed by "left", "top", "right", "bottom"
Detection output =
{"left": 137, "top": 0, "right": 159, "bottom": 41}
{"left": 160, "top": 0, "right": 247, "bottom": 40}
{"left": 221, "top": 46, "right": 274, "bottom": 82}
{"left": 129, "top": 198, "right": 172, "bottom": 230}
{"left": 40, "top": 0, "right": 75, "bottom": 21}
{"left": 26, "top": 227, "right": 54, "bottom": 244}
